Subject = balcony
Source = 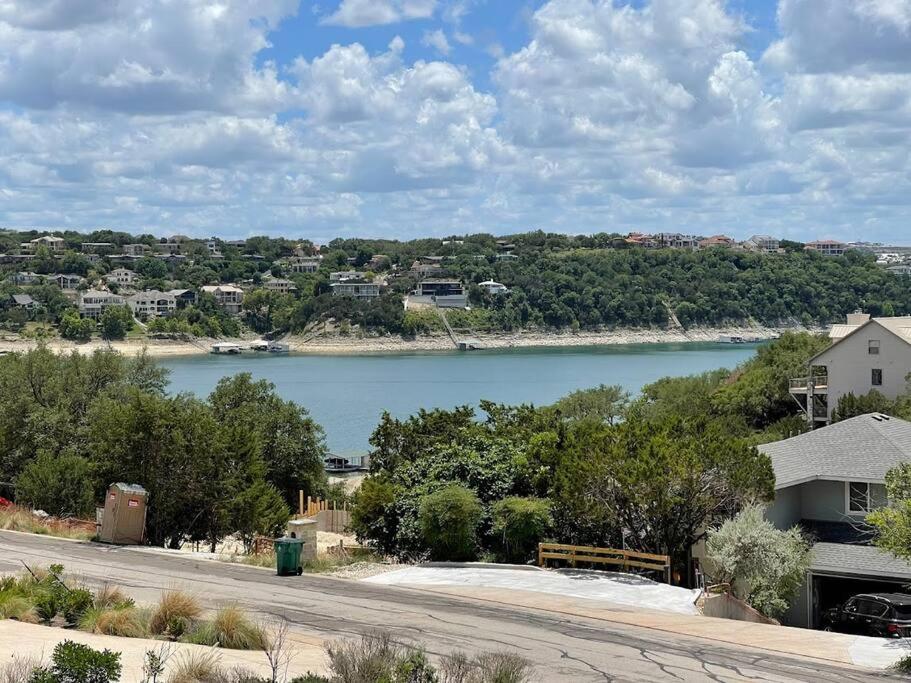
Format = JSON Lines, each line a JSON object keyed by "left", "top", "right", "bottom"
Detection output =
{"left": 789, "top": 376, "right": 828, "bottom": 394}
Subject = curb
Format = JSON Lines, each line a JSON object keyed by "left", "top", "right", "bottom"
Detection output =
{"left": 420, "top": 561, "right": 541, "bottom": 571}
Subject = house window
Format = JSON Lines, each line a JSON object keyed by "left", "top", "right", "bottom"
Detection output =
{"left": 848, "top": 482, "right": 873, "bottom": 514}
{"left": 872, "top": 369, "right": 883, "bottom": 386}
{"left": 869, "top": 340, "right": 880, "bottom": 355}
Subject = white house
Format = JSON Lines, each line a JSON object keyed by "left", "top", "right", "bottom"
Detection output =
{"left": 201, "top": 285, "right": 244, "bottom": 314}
{"left": 106, "top": 268, "right": 140, "bottom": 287}
{"left": 758, "top": 414, "right": 911, "bottom": 629}
{"left": 744, "top": 235, "right": 781, "bottom": 253}
{"left": 78, "top": 290, "right": 125, "bottom": 319}
{"left": 790, "top": 313, "right": 911, "bottom": 425}
{"left": 262, "top": 277, "right": 297, "bottom": 294}
{"left": 478, "top": 280, "right": 508, "bottom": 295}
{"left": 285, "top": 257, "right": 320, "bottom": 274}
{"left": 330, "top": 281, "right": 381, "bottom": 300}
{"left": 127, "top": 290, "right": 176, "bottom": 318}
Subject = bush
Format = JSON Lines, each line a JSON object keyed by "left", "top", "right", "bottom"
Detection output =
{"left": 0, "top": 595, "right": 38, "bottom": 623}
{"left": 327, "top": 632, "right": 435, "bottom": 683}
{"left": 705, "top": 504, "right": 812, "bottom": 618}
{"left": 418, "top": 485, "right": 482, "bottom": 561}
{"left": 31, "top": 640, "right": 122, "bottom": 683}
{"left": 0, "top": 656, "right": 42, "bottom": 683}
{"left": 62, "top": 588, "right": 94, "bottom": 625}
{"left": 149, "top": 591, "right": 202, "bottom": 637}
{"left": 440, "top": 651, "right": 532, "bottom": 683}
{"left": 166, "top": 650, "right": 220, "bottom": 683}
{"left": 350, "top": 478, "right": 398, "bottom": 556}
{"left": 14, "top": 452, "right": 96, "bottom": 518}
{"left": 183, "top": 606, "right": 266, "bottom": 651}
{"left": 491, "top": 497, "right": 552, "bottom": 564}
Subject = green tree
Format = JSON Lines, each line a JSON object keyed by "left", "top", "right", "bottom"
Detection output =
{"left": 418, "top": 485, "right": 483, "bottom": 561}
{"left": 59, "top": 311, "right": 94, "bottom": 342}
{"left": 208, "top": 373, "right": 328, "bottom": 506}
{"left": 15, "top": 452, "right": 95, "bottom": 517}
{"left": 869, "top": 464, "right": 911, "bottom": 563}
{"left": 705, "top": 504, "right": 812, "bottom": 618}
{"left": 350, "top": 477, "right": 399, "bottom": 556}
{"left": 99, "top": 305, "right": 133, "bottom": 340}
{"left": 833, "top": 390, "right": 909, "bottom": 422}
{"left": 553, "top": 417, "right": 774, "bottom": 578}
{"left": 491, "top": 497, "right": 552, "bottom": 563}
{"left": 552, "top": 384, "right": 629, "bottom": 424}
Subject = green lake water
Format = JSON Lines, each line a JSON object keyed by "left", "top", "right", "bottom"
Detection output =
{"left": 160, "top": 342, "right": 758, "bottom": 455}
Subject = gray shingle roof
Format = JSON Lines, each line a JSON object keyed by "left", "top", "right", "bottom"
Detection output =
{"left": 812, "top": 542, "right": 911, "bottom": 580}
{"left": 11, "top": 294, "right": 34, "bottom": 305}
{"left": 759, "top": 413, "right": 911, "bottom": 488}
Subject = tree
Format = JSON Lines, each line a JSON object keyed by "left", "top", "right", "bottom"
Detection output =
{"left": 418, "top": 485, "right": 483, "bottom": 561}
{"left": 553, "top": 417, "right": 774, "bottom": 579}
{"left": 491, "top": 497, "right": 552, "bottom": 563}
{"left": 99, "top": 306, "right": 133, "bottom": 340}
{"left": 350, "top": 477, "right": 399, "bottom": 555}
{"left": 208, "top": 373, "right": 328, "bottom": 506}
{"left": 552, "top": 384, "right": 629, "bottom": 424}
{"left": 833, "top": 390, "right": 910, "bottom": 422}
{"left": 59, "top": 311, "right": 94, "bottom": 342}
{"left": 869, "top": 464, "right": 911, "bottom": 563}
{"left": 15, "top": 452, "right": 95, "bottom": 517}
{"left": 705, "top": 504, "right": 812, "bottom": 618}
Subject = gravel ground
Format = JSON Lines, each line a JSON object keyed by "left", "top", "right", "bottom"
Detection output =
{"left": 326, "top": 561, "right": 409, "bottom": 580}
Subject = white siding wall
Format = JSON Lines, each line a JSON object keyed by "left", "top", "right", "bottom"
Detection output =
{"left": 816, "top": 324, "right": 911, "bottom": 419}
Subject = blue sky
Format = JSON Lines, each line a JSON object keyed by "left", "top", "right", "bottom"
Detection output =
{"left": 0, "top": 1, "right": 909, "bottom": 243}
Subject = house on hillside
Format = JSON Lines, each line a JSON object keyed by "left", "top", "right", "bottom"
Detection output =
{"left": 8, "top": 272, "right": 41, "bottom": 286}
{"left": 78, "top": 290, "right": 124, "bottom": 319}
{"left": 122, "top": 243, "right": 151, "bottom": 257}
{"left": 285, "top": 256, "right": 320, "bottom": 274}
{"left": 758, "top": 414, "right": 911, "bottom": 629}
{"left": 106, "top": 268, "right": 140, "bottom": 287}
{"left": 20, "top": 235, "right": 64, "bottom": 253}
{"left": 167, "top": 289, "right": 198, "bottom": 308}
{"left": 262, "top": 277, "right": 297, "bottom": 295}
{"left": 478, "top": 280, "right": 509, "bottom": 295}
{"left": 127, "top": 290, "right": 176, "bottom": 319}
{"left": 790, "top": 313, "right": 911, "bottom": 425}
{"left": 805, "top": 240, "right": 847, "bottom": 257}
{"left": 200, "top": 285, "right": 244, "bottom": 314}
{"left": 51, "top": 273, "right": 84, "bottom": 290}
{"left": 10, "top": 294, "right": 37, "bottom": 312}
{"left": 80, "top": 242, "right": 114, "bottom": 255}
{"left": 330, "top": 281, "right": 381, "bottom": 300}
{"left": 744, "top": 235, "right": 781, "bottom": 253}
{"left": 698, "top": 235, "right": 736, "bottom": 249}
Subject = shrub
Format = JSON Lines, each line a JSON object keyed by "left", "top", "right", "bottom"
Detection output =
{"left": 350, "top": 478, "right": 398, "bottom": 556}
{"left": 166, "top": 649, "right": 221, "bottom": 683}
{"left": 418, "top": 485, "right": 482, "bottom": 561}
{"left": 62, "top": 588, "right": 94, "bottom": 625}
{"left": 14, "top": 452, "right": 96, "bottom": 518}
{"left": 705, "top": 504, "right": 812, "bottom": 619}
{"left": 182, "top": 606, "right": 266, "bottom": 651}
{"left": 150, "top": 591, "right": 202, "bottom": 636}
{"left": 93, "top": 585, "right": 133, "bottom": 611}
{"left": 440, "top": 652, "right": 532, "bottom": 683}
{"left": 327, "top": 632, "right": 417, "bottom": 683}
{"left": 490, "top": 497, "right": 551, "bottom": 564}
{"left": 0, "top": 595, "right": 38, "bottom": 623}
{"left": 33, "top": 592, "right": 61, "bottom": 623}
{"left": 32, "top": 640, "right": 122, "bottom": 683}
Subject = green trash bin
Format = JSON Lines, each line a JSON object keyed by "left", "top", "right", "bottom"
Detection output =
{"left": 274, "top": 537, "right": 305, "bottom": 576}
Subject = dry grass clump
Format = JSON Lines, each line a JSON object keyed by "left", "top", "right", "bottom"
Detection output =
{"left": 166, "top": 649, "right": 261, "bottom": 683}
{"left": 183, "top": 606, "right": 267, "bottom": 651}
{"left": 0, "top": 595, "right": 38, "bottom": 623}
{"left": 0, "top": 506, "right": 94, "bottom": 540}
{"left": 79, "top": 605, "right": 152, "bottom": 638}
{"left": 440, "top": 651, "right": 533, "bottom": 683}
{"left": 150, "top": 590, "right": 203, "bottom": 637}
{"left": 93, "top": 584, "right": 133, "bottom": 610}
{"left": 0, "top": 655, "right": 43, "bottom": 683}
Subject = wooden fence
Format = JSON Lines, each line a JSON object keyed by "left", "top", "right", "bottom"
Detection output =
{"left": 538, "top": 543, "right": 672, "bottom": 583}
{"left": 298, "top": 494, "right": 351, "bottom": 534}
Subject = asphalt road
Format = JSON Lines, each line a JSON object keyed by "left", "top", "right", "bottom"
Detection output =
{"left": 0, "top": 531, "right": 898, "bottom": 682}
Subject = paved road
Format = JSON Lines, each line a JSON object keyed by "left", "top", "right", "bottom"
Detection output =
{"left": 0, "top": 531, "right": 897, "bottom": 682}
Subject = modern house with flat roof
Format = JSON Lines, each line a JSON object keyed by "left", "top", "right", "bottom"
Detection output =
{"left": 759, "top": 414, "right": 911, "bottom": 629}
{"left": 805, "top": 240, "right": 847, "bottom": 257}
{"left": 790, "top": 313, "right": 911, "bottom": 425}
{"left": 330, "top": 281, "right": 381, "bottom": 300}
{"left": 262, "top": 277, "right": 297, "bottom": 294}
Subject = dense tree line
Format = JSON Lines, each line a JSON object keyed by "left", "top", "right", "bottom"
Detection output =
{"left": 0, "top": 348, "right": 328, "bottom": 549}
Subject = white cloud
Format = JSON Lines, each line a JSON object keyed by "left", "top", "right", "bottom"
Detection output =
{"left": 422, "top": 29, "right": 451, "bottom": 55}
{"left": 321, "top": 0, "right": 437, "bottom": 27}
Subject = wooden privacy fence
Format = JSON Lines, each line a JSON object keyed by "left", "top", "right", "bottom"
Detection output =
{"left": 538, "top": 543, "right": 672, "bottom": 584}
{"left": 298, "top": 494, "right": 351, "bottom": 534}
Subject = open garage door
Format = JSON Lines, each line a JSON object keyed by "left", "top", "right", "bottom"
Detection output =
{"left": 811, "top": 573, "right": 911, "bottom": 629}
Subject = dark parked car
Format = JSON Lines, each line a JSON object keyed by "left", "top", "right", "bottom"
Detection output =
{"left": 822, "top": 593, "right": 911, "bottom": 637}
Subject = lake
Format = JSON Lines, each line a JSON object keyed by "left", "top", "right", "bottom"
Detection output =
{"left": 160, "top": 343, "right": 758, "bottom": 455}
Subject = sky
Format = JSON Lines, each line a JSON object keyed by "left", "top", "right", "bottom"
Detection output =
{"left": 0, "top": 0, "right": 909, "bottom": 243}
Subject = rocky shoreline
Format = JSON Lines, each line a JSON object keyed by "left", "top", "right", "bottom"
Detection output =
{"left": 0, "top": 324, "right": 814, "bottom": 358}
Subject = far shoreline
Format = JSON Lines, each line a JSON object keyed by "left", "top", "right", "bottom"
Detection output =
{"left": 0, "top": 324, "right": 817, "bottom": 359}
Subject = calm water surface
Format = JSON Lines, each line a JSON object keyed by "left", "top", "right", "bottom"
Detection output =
{"left": 161, "top": 343, "right": 757, "bottom": 455}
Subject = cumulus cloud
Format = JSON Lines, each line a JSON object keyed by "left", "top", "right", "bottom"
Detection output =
{"left": 321, "top": 0, "right": 437, "bottom": 27}
{"left": 422, "top": 29, "right": 452, "bottom": 55}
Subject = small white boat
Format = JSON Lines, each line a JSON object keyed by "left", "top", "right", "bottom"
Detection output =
{"left": 717, "top": 335, "right": 745, "bottom": 344}
{"left": 267, "top": 342, "right": 290, "bottom": 353}
{"left": 249, "top": 340, "right": 270, "bottom": 352}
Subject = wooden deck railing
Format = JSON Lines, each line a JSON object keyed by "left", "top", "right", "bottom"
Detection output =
{"left": 538, "top": 543, "right": 672, "bottom": 583}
